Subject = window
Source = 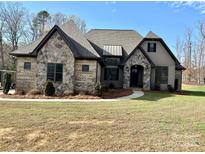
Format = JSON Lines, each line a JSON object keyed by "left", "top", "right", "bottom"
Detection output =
{"left": 148, "top": 42, "right": 156, "bottom": 52}
{"left": 47, "top": 63, "right": 63, "bottom": 82}
{"left": 104, "top": 66, "right": 119, "bottom": 81}
{"left": 104, "top": 57, "right": 120, "bottom": 66}
{"left": 82, "top": 65, "right": 89, "bottom": 72}
{"left": 24, "top": 62, "right": 31, "bottom": 70}
{"left": 155, "top": 66, "right": 168, "bottom": 84}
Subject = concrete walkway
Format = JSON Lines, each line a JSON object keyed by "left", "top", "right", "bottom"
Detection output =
{"left": 0, "top": 90, "right": 144, "bottom": 102}
{"left": 116, "top": 91, "right": 144, "bottom": 100}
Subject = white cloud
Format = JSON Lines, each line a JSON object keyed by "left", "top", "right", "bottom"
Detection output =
{"left": 105, "top": 1, "right": 116, "bottom": 5}
{"left": 167, "top": 1, "right": 205, "bottom": 14}
{"left": 105, "top": 1, "right": 117, "bottom": 13}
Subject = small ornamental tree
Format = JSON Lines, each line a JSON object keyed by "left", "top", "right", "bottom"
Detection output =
{"left": 45, "top": 81, "right": 55, "bottom": 96}
{"left": 3, "top": 73, "right": 12, "bottom": 94}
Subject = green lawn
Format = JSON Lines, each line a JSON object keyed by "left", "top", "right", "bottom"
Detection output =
{"left": 0, "top": 85, "right": 205, "bottom": 151}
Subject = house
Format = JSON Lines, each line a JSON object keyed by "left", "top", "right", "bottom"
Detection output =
{"left": 10, "top": 21, "right": 185, "bottom": 94}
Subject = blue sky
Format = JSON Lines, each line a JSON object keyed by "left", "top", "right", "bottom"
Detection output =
{"left": 22, "top": 1, "right": 205, "bottom": 54}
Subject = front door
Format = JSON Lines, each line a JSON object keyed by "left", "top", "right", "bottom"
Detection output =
{"left": 130, "top": 65, "right": 143, "bottom": 88}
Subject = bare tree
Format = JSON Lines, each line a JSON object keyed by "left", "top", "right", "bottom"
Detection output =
{"left": 0, "top": 7, "right": 5, "bottom": 69}
{"left": 68, "top": 15, "right": 87, "bottom": 33}
{"left": 1, "top": 2, "right": 27, "bottom": 51}
{"left": 175, "top": 37, "right": 183, "bottom": 63}
{"left": 196, "top": 21, "right": 205, "bottom": 84}
{"left": 48, "top": 13, "right": 68, "bottom": 27}
{"left": 183, "top": 28, "right": 193, "bottom": 83}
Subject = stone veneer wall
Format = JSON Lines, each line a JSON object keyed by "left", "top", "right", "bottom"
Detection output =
{"left": 74, "top": 59, "right": 97, "bottom": 93}
{"left": 123, "top": 48, "right": 151, "bottom": 90}
{"left": 36, "top": 31, "right": 75, "bottom": 94}
{"left": 16, "top": 57, "right": 37, "bottom": 92}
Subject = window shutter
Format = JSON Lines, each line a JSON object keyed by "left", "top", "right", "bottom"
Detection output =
{"left": 154, "top": 43, "right": 156, "bottom": 52}
{"left": 148, "top": 43, "right": 150, "bottom": 52}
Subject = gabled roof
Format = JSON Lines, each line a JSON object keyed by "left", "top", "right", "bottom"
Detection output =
{"left": 86, "top": 29, "right": 143, "bottom": 56}
{"left": 10, "top": 21, "right": 100, "bottom": 59}
{"left": 145, "top": 31, "right": 160, "bottom": 39}
{"left": 9, "top": 33, "right": 47, "bottom": 56}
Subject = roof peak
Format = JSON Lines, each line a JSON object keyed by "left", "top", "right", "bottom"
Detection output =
{"left": 145, "top": 31, "right": 160, "bottom": 39}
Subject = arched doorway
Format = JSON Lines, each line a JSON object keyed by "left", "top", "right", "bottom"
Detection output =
{"left": 130, "top": 65, "right": 144, "bottom": 88}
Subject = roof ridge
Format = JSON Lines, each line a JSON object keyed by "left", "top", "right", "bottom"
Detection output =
{"left": 90, "top": 29, "right": 136, "bottom": 31}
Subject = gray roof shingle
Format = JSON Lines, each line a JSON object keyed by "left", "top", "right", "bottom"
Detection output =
{"left": 85, "top": 29, "right": 143, "bottom": 56}
{"left": 145, "top": 31, "right": 160, "bottom": 38}
{"left": 10, "top": 21, "right": 100, "bottom": 59}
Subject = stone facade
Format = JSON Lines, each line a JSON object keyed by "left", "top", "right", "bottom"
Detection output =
{"left": 36, "top": 31, "right": 75, "bottom": 94}
{"left": 15, "top": 31, "right": 99, "bottom": 94}
{"left": 15, "top": 43, "right": 151, "bottom": 93}
{"left": 74, "top": 59, "right": 98, "bottom": 93}
{"left": 123, "top": 48, "right": 151, "bottom": 90}
{"left": 16, "top": 57, "right": 37, "bottom": 92}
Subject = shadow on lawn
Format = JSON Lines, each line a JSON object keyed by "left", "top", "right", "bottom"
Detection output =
{"left": 133, "top": 91, "right": 175, "bottom": 101}
{"left": 182, "top": 90, "right": 205, "bottom": 97}
{"left": 134, "top": 89, "right": 205, "bottom": 101}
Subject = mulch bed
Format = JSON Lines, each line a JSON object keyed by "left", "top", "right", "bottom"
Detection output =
{"left": 0, "top": 89, "right": 133, "bottom": 100}
{"left": 102, "top": 88, "right": 133, "bottom": 99}
{"left": 0, "top": 94, "right": 101, "bottom": 99}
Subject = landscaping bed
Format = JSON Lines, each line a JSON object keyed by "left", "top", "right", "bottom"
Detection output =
{"left": 102, "top": 88, "right": 133, "bottom": 99}
{"left": 0, "top": 88, "right": 133, "bottom": 99}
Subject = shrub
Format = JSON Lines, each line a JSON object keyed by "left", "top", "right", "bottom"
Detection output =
{"left": 79, "top": 91, "right": 86, "bottom": 96}
{"left": 167, "top": 85, "right": 175, "bottom": 92}
{"left": 109, "top": 83, "right": 115, "bottom": 89}
{"left": 3, "top": 73, "right": 12, "bottom": 94}
{"left": 94, "top": 82, "right": 103, "bottom": 96}
{"left": 63, "top": 90, "right": 73, "bottom": 96}
{"left": 28, "top": 89, "right": 41, "bottom": 95}
{"left": 45, "top": 81, "right": 55, "bottom": 96}
{"left": 101, "top": 84, "right": 109, "bottom": 92}
{"left": 15, "top": 90, "right": 25, "bottom": 95}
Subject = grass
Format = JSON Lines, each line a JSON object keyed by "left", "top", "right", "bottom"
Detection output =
{"left": 0, "top": 85, "right": 205, "bottom": 151}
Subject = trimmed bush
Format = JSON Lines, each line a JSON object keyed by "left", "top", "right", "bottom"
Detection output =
{"left": 109, "top": 83, "right": 115, "bottom": 89}
{"left": 167, "top": 85, "right": 175, "bottom": 92}
{"left": 45, "top": 81, "right": 55, "bottom": 96}
{"left": 15, "top": 90, "right": 25, "bottom": 95}
{"left": 79, "top": 91, "right": 86, "bottom": 96}
{"left": 3, "top": 73, "right": 11, "bottom": 94}
{"left": 94, "top": 82, "right": 103, "bottom": 96}
{"left": 28, "top": 89, "right": 41, "bottom": 95}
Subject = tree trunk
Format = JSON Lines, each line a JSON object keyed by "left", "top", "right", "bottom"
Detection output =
{"left": 0, "top": 32, "right": 4, "bottom": 69}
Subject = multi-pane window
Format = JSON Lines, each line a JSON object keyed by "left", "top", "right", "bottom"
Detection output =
{"left": 155, "top": 66, "right": 168, "bottom": 84}
{"left": 24, "top": 62, "right": 31, "bottom": 70}
{"left": 104, "top": 66, "right": 119, "bottom": 81}
{"left": 148, "top": 42, "right": 156, "bottom": 52}
{"left": 47, "top": 63, "right": 63, "bottom": 82}
{"left": 82, "top": 65, "right": 89, "bottom": 72}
